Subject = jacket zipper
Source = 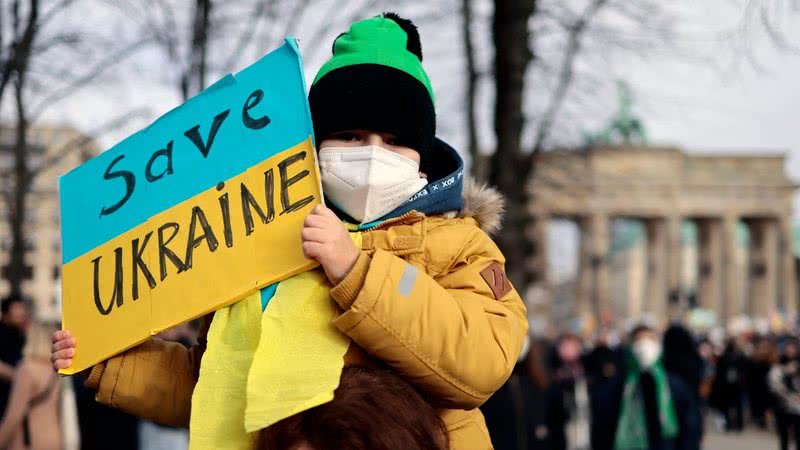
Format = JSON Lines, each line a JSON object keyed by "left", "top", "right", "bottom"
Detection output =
{"left": 362, "top": 210, "right": 426, "bottom": 232}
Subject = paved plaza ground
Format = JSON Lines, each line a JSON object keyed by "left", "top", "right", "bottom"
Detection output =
{"left": 704, "top": 427, "right": 777, "bottom": 450}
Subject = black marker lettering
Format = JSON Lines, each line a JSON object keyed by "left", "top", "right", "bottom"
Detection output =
{"left": 145, "top": 141, "right": 174, "bottom": 182}
{"left": 241, "top": 179, "right": 275, "bottom": 236}
{"left": 158, "top": 222, "right": 185, "bottom": 281}
{"left": 242, "top": 89, "right": 270, "bottom": 130}
{"left": 131, "top": 232, "right": 156, "bottom": 301}
{"left": 217, "top": 182, "right": 233, "bottom": 248}
{"left": 184, "top": 109, "right": 231, "bottom": 158}
{"left": 278, "top": 151, "right": 313, "bottom": 215}
{"left": 100, "top": 155, "right": 135, "bottom": 216}
{"left": 92, "top": 247, "right": 123, "bottom": 316}
{"left": 183, "top": 206, "right": 219, "bottom": 270}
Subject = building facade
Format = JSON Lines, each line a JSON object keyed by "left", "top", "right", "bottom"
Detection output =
{"left": 529, "top": 145, "right": 797, "bottom": 330}
{"left": 0, "top": 126, "right": 99, "bottom": 320}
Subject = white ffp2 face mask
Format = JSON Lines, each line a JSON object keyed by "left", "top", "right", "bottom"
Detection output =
{"left": 318, "top": 145, "right": 428, "bottom": 223}
{"left": 632, "top": 339, "right": 662, "bottom": 369}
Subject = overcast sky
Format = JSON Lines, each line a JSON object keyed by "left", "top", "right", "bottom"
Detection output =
{"left": 33, "top": 1, "right": 800, "bottom": 280}
{"left": 55, "top": 2, "right": 800, "bottom": 180}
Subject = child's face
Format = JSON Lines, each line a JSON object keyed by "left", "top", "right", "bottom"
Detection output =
{"left": 320, "top": 129, "right": 421, "bottom": 165}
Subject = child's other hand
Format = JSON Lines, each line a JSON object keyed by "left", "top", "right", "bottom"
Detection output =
{"left": 51, "top": 330, "right": 76, "bottom": 372}
{"left": 302, "top": 205, "right": 359, "bottom": 285}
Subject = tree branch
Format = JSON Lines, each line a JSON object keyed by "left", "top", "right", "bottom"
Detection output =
{"left": 28, "top": 107, "right": 150, "bottom": 177}
{"left": 222, "top": 0, "right": 272, "bottom": 71}
{"left": 28, "top": 37, "right": 150, "bottom": 121}
{"left": 461, "top": 0, "right": 484, "bottom": 179}
{"left": 531, "top": 0, "right": 608, "bottom": 153}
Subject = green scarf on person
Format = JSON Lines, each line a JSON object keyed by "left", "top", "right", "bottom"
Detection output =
{"left": 613, "top": 350, "right": 679, "bottom": 450}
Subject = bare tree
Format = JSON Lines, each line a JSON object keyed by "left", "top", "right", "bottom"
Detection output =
{"left": 461, "top": 0, "right": 484, "bottom": 180}
{"left": 531, "top": 0, "right": 608, "bottom": 153}
{"left": 0, "top": 0, "right": 147, "bottom": 298}
{"left": 485, "top": 0, "right": 537, "bottom": 290}
{"left": 458, "top": 0, "right": 707, "bottom": 295}
{"left": 4, "top": 0, "right": 40, "bottom": 299}
{"left": 457, "top": 0, "right": 800, "bottom": 299}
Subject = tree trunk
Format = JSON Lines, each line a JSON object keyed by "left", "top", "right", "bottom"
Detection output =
{"left": 490, "top": 0, "right": 537, "bottom": 291}
{"left": 5, "top": 0, "right": 37, "bottom": 299}
{"left": 182, "top": 0, "right": 212, "bottom": 100}
{"left": 7, "top": 73, "right": 30, "bottom": 298}
{"left": 461, "top": 0, "right": 488, "bottom": 181}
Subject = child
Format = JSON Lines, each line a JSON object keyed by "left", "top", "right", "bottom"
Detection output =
{"left": 52, "top": 13, "right": 527, "bottom": 449}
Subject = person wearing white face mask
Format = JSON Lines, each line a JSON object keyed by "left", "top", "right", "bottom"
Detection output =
{"left": 317, "top": 130, "right": 429, "bottom": 225}
{"left": 300, "top": 13, "right": 528, "bottom": 450}
{"left": 46, "top": 14, "right": 528, "bottom": 450}
{"left": 590, "top": 325, "right": 702, "bottom": 450}
{"left": 49, "top": 13, "right": 528, "bottom": 450}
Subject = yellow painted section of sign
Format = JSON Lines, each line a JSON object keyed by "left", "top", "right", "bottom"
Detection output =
{"left": 61, "top": 224, "right": 153, "bottom": 374}
{"left": 60, "top": 138, "right": 321, "bottom": 374}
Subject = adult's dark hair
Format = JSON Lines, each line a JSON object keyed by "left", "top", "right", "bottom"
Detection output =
{"left": 257, "top": 367, "right": 449, "bottom": 450}
{"left": 628, "top": 324, "right": 654, "bottom": 341}
{"left": 1, "top": 294, "right": 23, "bottom": 315}
{"left": 525, "top": 338, "right": 550, "bottom": 390}
{"left": 663, "top": 323, "right": 703, "bottom": 394}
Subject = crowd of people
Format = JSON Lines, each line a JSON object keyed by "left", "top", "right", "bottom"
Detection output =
{"left": 3, "top": 299, "right": 800, "bottom": 450}
{"left": 1, "top": 10, "right": 799, "bottom": 450}
{"left": 481, "top": 319, "right": 800, "bottom": 450}
{"left": 0, "top": 295, "right": 196, "bottom": 450}
{"left": 7, "top": 284, "right": 800, "bottom": 449}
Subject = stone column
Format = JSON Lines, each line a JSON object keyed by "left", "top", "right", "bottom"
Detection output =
{"left": 645, "top": 218, "right": 668, "bottom": 318}
{"left": 697, "top": 218, "right": 723, "bottom": 316}
{"left": 778, "top": 217, "right": 798, "bottom": 321}
{"left": 576, "top": 217, "right": 592, "bottom": 320}
{"left": 748, "top": 219, "right": 778, "bottom": 320}
{"left": 528, "top": 214, "right": 550, "bottom": 318}
{"left": 666, "top": 216, "right": 683, "bottom": 317}
{"left": 590, "top": 214, "right": 610, "bottom": 321}
{"left": 576, "top": 214, "right": 610, "bottom": 324}
{"left": 721, "top": 215, "right": 740, "bottom": 323}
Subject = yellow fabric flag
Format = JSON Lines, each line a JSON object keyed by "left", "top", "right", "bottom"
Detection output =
{"left": 245, "top": 270, "right": 350, "bottom": 431}
{"left": 189, "top": 291, "right": 262, "bottom": 450}
{"left": 189, "top": 265, "right": 352, "bottom": 449}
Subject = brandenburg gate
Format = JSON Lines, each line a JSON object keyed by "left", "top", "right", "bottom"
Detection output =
{"left": 529, "top": 145, "right": 797, "bottom": 326}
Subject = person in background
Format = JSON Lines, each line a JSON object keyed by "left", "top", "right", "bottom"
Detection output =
{"left": 711, "top": 338, "right": 748, "bottom": 431}
{"left": 748, "top": 335, "right": 777, "bottom": 429}
{"left": 590, "top": 324, "right": 702, "bottom": 450}
{"left": 0, "top": 320, "right": 62, "bottom": 450}
{"left": 258, "top": 367, "right": 448, "bottom": 450}
{"left": 0, "top": 295, "right": 29, "bottom": 418}
{"left": 662, "top": 324, "right": 704, "bottom": 397}
{"left": 696, "top": 338, "right": 717, "bottom": 415}
{"left": 584, "top": 328, "right": 623, "bottom": 387}
{"left": 769, "top": 337, "right": 800, "bottom": 450}
{"left": 482, "top": 334, "right": 552, "bottom": 450}
{"left": 547, "top": 333, "right": 590, "bottom": 450}
{"left": 138, "top": 324, "right": 195, "bottom": 450}
{"left": 71, "top": 378, "right": 139, "bottom": 450}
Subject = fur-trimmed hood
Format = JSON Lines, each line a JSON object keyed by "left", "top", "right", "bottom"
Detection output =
{"left": 455, "top": 177, "right": 505, "bottom": 235}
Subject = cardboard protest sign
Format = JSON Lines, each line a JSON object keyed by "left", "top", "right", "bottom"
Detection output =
{"left": 59, "top": 39, "right": 321, "bottom": 374}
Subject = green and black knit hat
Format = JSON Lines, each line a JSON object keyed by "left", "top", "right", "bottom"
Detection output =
{"left": 309, "top": 13, "right": 436, "bottom": 163}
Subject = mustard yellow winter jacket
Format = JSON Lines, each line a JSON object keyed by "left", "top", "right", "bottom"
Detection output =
{"left": 84, "top": 182, "right": 528, "bottom": 449}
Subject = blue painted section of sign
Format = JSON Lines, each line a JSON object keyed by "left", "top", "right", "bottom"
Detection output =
{"left": 60, "top": 39, "right": 313, "bottom": 264}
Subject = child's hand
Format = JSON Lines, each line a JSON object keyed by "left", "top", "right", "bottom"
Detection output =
{"left": 51, "top": 330, "right": 76, "bottom": 371}
{"left": 302, "top": 205, "right": 360, "bottom": 285}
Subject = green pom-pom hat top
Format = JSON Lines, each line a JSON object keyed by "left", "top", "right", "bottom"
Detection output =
{"left": 309, "top": 13, "right": 437, "bottom": 164}
{"left": 312, "top": 16, "right": 435, "bottom": 105}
